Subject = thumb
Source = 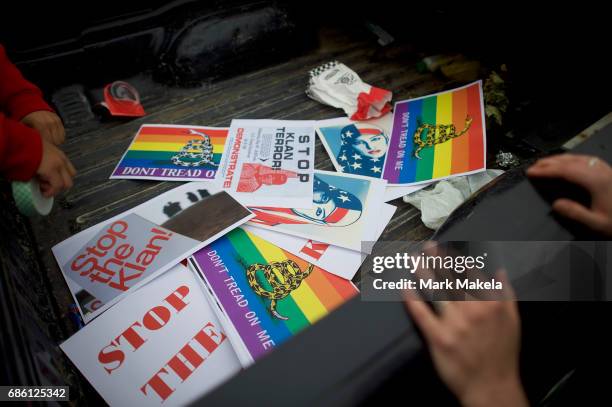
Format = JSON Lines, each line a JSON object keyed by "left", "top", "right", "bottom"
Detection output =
{"left": 553, "top": 199, "right": 607, "bottom": 232}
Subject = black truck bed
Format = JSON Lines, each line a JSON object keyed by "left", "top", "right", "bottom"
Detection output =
{"left": 2, "top": 4, "right": 610, "bottom": 401}
{"left": 6, "top": 28, "right": 446, "bottom": 400}
{"left": 35, "top": 28, "right": 441, "bottom": 327}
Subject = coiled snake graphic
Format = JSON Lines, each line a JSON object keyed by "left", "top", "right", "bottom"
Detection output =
{"left": 171, "top": 129, "right": 218, "bottom": 167}
{"left": 246, "top": 260, "right": 314, "bottom": 320}
{"left": 413, "top": 116, "right": 473, "bottom": 159}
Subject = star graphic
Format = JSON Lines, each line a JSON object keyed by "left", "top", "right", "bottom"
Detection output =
{"left": 328, "top": 185, "right": 337, "bottom": 190}
{"left": 339, "top": 153, "right": 348, "bottom": 161}
{"left": 352, "top": 153, "right": 362, "bottom": 160}
{"left": 371, "top": 166, "right": 381, "bottom": 173}
{"left": 351, "top": 161, "right": 362, "bottom": 170}
{"left": 370, "top": 157, "right": 380, "bottom": 162}
{"left": 339, "top": 194, "right": 350, "bottom": 203}
{"left": 344, "top": 130, "right": 353, "bottom": 138}
{"left": 339, "top": 165, "right": 345, "bottom": 171}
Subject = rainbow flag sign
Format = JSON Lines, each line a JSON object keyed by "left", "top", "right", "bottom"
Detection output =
{"left": 111, "top": 124, "right": 228, "bottom": 181}
{"left": 383, "top": 81, "right": 486, "bottom": 185}
{"left": 189, "top": 227, "right": 357, "bottom": 365}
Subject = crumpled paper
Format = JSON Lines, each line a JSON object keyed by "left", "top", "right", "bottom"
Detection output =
{"left": 306, "top": 61, "right": 392, "bottom": 120}
{"left": 403, "top": 170, "right": 504, "bottom": 230}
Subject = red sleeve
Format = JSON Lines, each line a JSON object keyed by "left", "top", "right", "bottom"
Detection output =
{"left": 0, "top": 112, "right": 43, "bottom": 181}
{"left": 0, "top": 44, "right": 53, "bottom": 120}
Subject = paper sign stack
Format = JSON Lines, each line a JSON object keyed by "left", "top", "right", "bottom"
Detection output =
{"left": 56, "top": 82, "right": 486, "bottom": 405}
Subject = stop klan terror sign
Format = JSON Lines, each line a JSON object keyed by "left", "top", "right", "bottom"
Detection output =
{"left": 60, "top": 265, "right": 241, "bottom": 405}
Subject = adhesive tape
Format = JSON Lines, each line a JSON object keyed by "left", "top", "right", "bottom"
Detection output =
{"left": 11, "top": 179, "right": 53, "bottom": 216}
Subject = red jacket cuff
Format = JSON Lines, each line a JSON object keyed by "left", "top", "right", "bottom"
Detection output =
{"left": 8, "top": 91, "right": 54, "bottom": 121}
{"left": 0, "top": 117, "right": 43, "bottom": 181}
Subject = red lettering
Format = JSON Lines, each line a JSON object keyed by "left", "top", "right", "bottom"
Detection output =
{"left": 107, "top": 263, "right": 145, "bottom": 291}
{"left": 98, "top": 343, "right": 125, "bottom": 374}
{"left": 142, "top": 306, "right": 171, "bottom": 330}
{"left": 114, "top": 243, "right": 134, "bottom": 260}
{"left": 164, "top": 285, "right": 190, "bottom": 313}
{"left": 136, "top": 250, "right": 157, "bottom": 267}
{"left": 146, "top": 229, "right": 172, "bottom": 252}
{"left": 194, "top": 322, "right": 226, "bottom": 353}
{"left": 108, "top": 220, "right": 128, "bottom": 240}
{"left": 224, "top": 129, "right": 243, "bottom": 187}
{"left": 70, "top": 254, "right": 97, "bottom": 274}
{"left": 141, "top": 368, "right": 175, "bottom": 401}
{"left": 140, "top": 322, "right": 226, "bottom": 401}
{"left": 115, "top": 321, "right": 147, "bottom": 351}
{"left": 70, "top": 220, "right": 131, "bottom": 278}
{"left": 89, "top": 256, "right": 122, "bottom": 281}
{"left": 150, "top": 227, "right": 172, "bottom": 237}
{"left": 167, "top": 342, "right": 204, "bottom": 381}
{"left": 97, "top": 234, "right": 117, "bottom": 251}
{"left": 86, "top": 245, "right": 107, "bottom": 258}
{"left": 99, "top": 285, "right": 194, "bottom": 378}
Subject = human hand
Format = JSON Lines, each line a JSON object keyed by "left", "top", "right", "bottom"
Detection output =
{"left": 403, "top": 272, "right": 527, "bottom": 407}
{"left": 21, "top": 110, "right": 65, "bottom": 145}
{"left": 527, "top": 154, "right": 612, "bottom": 236}
{"left": 36, "top": 138, "right": 76, "bottom": 197}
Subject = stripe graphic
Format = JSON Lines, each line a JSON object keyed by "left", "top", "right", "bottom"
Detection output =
{"left": 111, "top": 125, "right": 228, "bottom": 180}
{"left": 383, "top": 81, "right": 486, "bottom": 185}
{"left": 192, "top": 228, "right": 357, "bottom": 362}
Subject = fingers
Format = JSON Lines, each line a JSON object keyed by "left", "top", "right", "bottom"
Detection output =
{"left": 403, "top": 290, "right": 444, "bottom": 345}
{"left": 47, "top": 121, "right": 59, "bottom": 145}
{"left": 39, "top": 166, "right": 64, "bottom": 198}
{"left": 65, "top": 155, "right": 77, "bottom": 177}
{"left": 402, "top": 287, "right": 420, "bottom": 302}
{"left": 55, "top": 155, "right": 76, "bottom": 194}
{"left": 22, "top": 111, "right": 66, "bottom": 145}
{"left": 54, "top": 147, "right": 76, "bottom": 191}
{"left": 52, "top": 117, "right": 66, "bottom": 144}
{"left": 37, "top": 141, "right": 76, "bottom": 197}
{"left": 495, "top": 269, "right": 516, "bottom": 301}
{"left": 46, "top": 117, "right": 64, "bottom": 145}
{"left": 61, "top": 166, "right": 74, "bottom": 190}
{"left": 527, "top": 155, "right": 585, "bottom": 185}
{"left": 422, "top": 240, "right": 440, "bottom": 255}
{"left": 527, "top": 154, "right": 582, "bottom": 174}
{"left": 57, "top": 118, "right": 66, "bottom": 144}
{"left": 40, "top": 167, "right": 73, "bottom": 197}
{"left": 552, "top": 198, "right": 607, "bottom": 232}
{"left": 527, "top": 154, "right": 601, "bottom": 192}
{"left": 38, "top": 124, "right": 53, "bottom": 144}
{"left": 529, "top": 154, "right": 588, "bottom": 168}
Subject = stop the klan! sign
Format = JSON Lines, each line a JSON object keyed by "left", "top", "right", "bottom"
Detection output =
{"left": 61, "top": 265, "right": 241, "bottom": 405}
{"left": 64, "top": 213, "right": 197, "bottom": 303}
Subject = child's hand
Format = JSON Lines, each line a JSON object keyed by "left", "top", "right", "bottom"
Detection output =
{"left": 36, "top": 138, "right": 76, "bottom": 197}
{"left": 21, "top": 110, "right": 65, "bottom": 145}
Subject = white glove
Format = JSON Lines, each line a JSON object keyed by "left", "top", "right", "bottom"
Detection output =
{"left": 306, "top": 61, "right": 392, "bottom": 120}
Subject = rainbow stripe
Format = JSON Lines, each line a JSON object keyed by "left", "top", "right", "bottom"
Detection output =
{"left": 111, "top": 125, "right": 228, "bottom": 180}
{"left": 192, "top": 228, "right": 357, "bottom": 361}
{"left": 383, "top": 81, "right": 486, "bottom": 184}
